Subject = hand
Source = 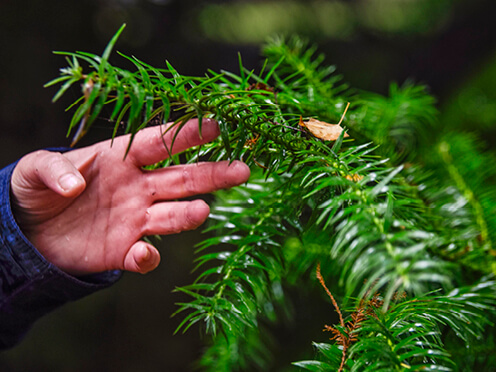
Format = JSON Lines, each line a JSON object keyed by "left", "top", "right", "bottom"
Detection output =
{"left": 11, "top": 119, "right": 250, "bottom": 276}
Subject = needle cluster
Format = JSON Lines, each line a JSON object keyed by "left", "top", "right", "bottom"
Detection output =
{"left": 47, "top": 25, "right": 496, "bottom": 371}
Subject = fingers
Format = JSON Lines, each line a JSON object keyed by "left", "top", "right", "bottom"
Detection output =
{"left": 144, "top": 160, "right": 250, "bottom": 200}
{"left": 143, "top": 199, "right": 210, "bottom": 236}
{"left": 12, "top": 150, "right": 86, "bottom": 198}
{"left": 123, "top": 241, "right": 161, "bottom": 274}
{"left": 128, "top": 118, "right": 221, "bottom": 167}
{"left": 123, "top": 199, "right": 210, "bottom": 274}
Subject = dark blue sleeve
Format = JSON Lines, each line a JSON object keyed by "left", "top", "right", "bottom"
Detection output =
{"left": 0, "top": 160, "right": 122, "bottom": 349}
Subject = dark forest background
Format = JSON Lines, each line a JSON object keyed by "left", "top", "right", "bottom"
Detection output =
{"left": 0, "top": 0, "right": 495, "bottom": 371}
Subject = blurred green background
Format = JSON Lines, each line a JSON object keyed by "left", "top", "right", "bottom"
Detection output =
{"left": 0, "top": 0, "right": 495, "bottom": 371}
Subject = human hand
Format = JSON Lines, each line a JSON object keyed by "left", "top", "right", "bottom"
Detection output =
{"left": 10, "top": 119, "right": 250, "bottom": 276}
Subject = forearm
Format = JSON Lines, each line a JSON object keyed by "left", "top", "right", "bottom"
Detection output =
{"left": 0, "top": 160, "right": 121, "bottom": 349}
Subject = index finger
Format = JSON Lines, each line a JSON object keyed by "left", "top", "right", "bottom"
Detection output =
{"left": 127, "top": 118, "right": 220, "bottom": 167}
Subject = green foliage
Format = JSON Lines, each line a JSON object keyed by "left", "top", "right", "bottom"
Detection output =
{"left": 296, "top": 280, "right": 495, "bottom": 371}
{"left": 47, "top": 26, "right": 496, "bottom": 371}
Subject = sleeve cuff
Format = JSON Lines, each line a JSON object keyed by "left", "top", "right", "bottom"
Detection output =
{"left": 0, "top": 159, "right": 121, "bottom": 348}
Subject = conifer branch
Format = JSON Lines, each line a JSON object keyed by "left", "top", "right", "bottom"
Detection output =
{"left": 46, "top": 27, "right": 496, "bottom": 371}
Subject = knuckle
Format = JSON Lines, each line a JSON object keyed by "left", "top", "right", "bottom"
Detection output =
{"left": 167, "top": 208, "right": 183, "bottom": 233}
{"left": 143, "top": 173, "right": 157, "bottom": 199}
{"left": 28, "top": 149, "right": 52, "bottom": 166}
{"left": 182, "top": 166, "right": 197, "bottom": 194}
{"left": 143, "top": 208, "right": 154, "bottom": 234}
{"left": 31, "top": 150, "right": 65, "bottom": 174}
{"left": 213, "top": 163, "right": 227, "bottom": 188}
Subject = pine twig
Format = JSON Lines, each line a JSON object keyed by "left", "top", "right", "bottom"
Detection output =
{"left": 316, "top": 262, "right": 347, "bottom": 372}
{"left": 316, "top": 262, "right": 344, "bottom": 327}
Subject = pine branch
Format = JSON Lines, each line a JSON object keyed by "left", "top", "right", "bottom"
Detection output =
{"left": 46, "top": 27, "right": 496, "bottom": 371}
{"left": 296, "top": 278, "right": 496, "bottom": 371}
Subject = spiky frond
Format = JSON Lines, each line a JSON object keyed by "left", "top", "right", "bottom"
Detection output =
{"left": 47, "top": 28, "right": 496, "bottom": 371}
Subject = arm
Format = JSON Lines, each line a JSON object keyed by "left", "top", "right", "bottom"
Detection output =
{"left": 0, "top": 119, "right": 250, "bottom": 348}
{"left": 0, "top": 160, "right": 122, "bottom": 349}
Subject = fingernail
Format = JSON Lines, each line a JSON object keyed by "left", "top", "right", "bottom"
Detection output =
{"left": 59, "top": 173, "right": 80, "bottom": 191}
{"left": 140, "top": 244, "right": 151, "bottom": 261}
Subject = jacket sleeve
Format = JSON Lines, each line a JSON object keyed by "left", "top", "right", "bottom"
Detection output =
{"left": 0, "top": 160, "right": 122, "bottom": 349}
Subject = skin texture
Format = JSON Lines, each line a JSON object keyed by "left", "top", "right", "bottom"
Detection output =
{"left": 10, "top": 119, "right": 250, "bottom": 276}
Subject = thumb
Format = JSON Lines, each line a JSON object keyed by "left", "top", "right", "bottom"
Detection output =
{"left": 13, "top": 150, "right": 86, "bottom": 198}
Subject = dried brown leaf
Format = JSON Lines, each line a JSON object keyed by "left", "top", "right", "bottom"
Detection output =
{"left": 299, "top": 102, "right": 350, "bottom": 141}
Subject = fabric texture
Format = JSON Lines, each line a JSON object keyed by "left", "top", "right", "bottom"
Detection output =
{"left": 0, "top": 159, "right": 121, "bottom": 349}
